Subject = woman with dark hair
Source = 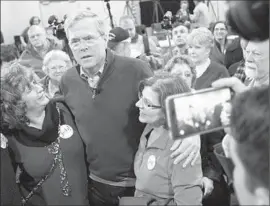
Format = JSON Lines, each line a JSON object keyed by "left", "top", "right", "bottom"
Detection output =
{"left": 20, "top": 16, "right": 41, "bottom": 48}
{"left": 0, "top": 62, "right": 89, "bottom": 205}
{"left": 210, "top": 21, "right": 228, "bottom": 65}
{"left": 131, "top": 72, "right": 203, "bottom": 205}
{"left": 165, "top": 55, "right": 196, "bottom": 88}
{"left": 210, "top": 21, "right": 244, "bottom": 68}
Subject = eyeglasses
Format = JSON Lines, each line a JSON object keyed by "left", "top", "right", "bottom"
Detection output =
{"left": 138, "top": 93, "right": 162, "bottom": 109}
{"left": 69, "top": 34, "right": 102, "bottom": 49}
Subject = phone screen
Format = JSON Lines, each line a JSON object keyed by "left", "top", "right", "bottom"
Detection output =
{"left": 166, "top": 87, "right": 232, "bottom": 139}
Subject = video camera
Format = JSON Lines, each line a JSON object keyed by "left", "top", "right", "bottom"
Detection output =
{"left": 161, "top": 11, "right": 190, "bottom": 30}
{"left": 48, "top": 15, "right": 66, "bottom": 40}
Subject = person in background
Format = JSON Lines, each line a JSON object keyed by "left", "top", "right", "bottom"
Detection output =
{"left": 230, "top": 86, "right": 269, "bottom": 205}
{"left": 19, "top": 25, "right": 63, "bottom": 79}
{"left": 20, "top": 16, "right": 41, "bottom": 48}
{"left": 175, "top": 0, "right": 191, "bottom": 24}
{"left": 107, "top": 27, "right": 131, "bottom": 57}
{"left": 163, "top": 22, "right": 190, "bottom": 65}
{"left": 1, "top": 62, "right": 89, "bottom": 205}
{"left": 190, "top": 0, "right": 210, "bottom": 29}
{"left": 187, "top": 27, "right": 229, "bottom": 90}
{"left": 60, "top": 9, "right": 201, "bottom": 206}
{"left": 41, "top": 50, "right": 72, "bottom": 98}
{"left": 187, "top": 27, "right": 230, "bottom": 206}
{"left": 234, "top": 40, "right": 269, "bottom": 87}
{"left": 164, "top": 55, "right": 196, "bottom": 88}
{"left": 119, "top": 15, "right": 159, "bottom": 58}
{"left": 133, "top": 73, "right": 203, "bottom": 205}
{"left": 210, "top": 21, "right": 228, "bottom": 65}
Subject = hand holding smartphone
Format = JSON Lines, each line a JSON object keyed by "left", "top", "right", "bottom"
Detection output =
{"left": 165, "top": 87, "right": 233, "bottom": 140}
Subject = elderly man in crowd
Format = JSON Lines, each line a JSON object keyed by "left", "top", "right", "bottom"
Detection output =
{"left": 19, "top": 25, "right": 63, "bottom": 78}
{"left": 119, "top": 15, "right": 159, "bottom": 58}
{"left": 107, "top": 27, "right": 131, "bottom": 57}
{"left": 60, "top": 9, "right": 201, "bottom": 206}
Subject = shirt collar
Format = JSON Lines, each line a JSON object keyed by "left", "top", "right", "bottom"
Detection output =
{"left": 196, "top": 58, "right": 211, "bottom": 78}
{"left": 79, "top": 64, "right": 104, "bottom": 81}
{"left": 142, "top": 125, "right": 170, "bottom": 150}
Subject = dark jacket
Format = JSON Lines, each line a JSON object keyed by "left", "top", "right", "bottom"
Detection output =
{"left": 194, "top": 61, "right": 230, "bottom": 206}
{"left": 210, "top": 41, "right": 225, "bottom": 66}
{"left": 6, "top": 101, "right": 89, "bottom": 205}
{"left": 19, "top": 37, "right": 63, "bottom": 78}
{"left": 60, "top": 49, "right": 153, "bottom": 183}
{"left": 1, "top": 147, "right": 21, "bottom": 206}
{"left": 224, "top": 37, "right": 243, "bottom": 69}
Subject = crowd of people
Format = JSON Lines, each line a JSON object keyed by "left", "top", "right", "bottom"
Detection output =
{"left": 0, "top": 0, "right": 269, "bottom": 206}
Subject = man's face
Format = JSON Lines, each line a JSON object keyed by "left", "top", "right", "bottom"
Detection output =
{"left": 172, "top": 25, "right": 189, "bottom": 46}
{"left": 244, "top": 40, "right": 269, "bottom": 79}
{"left": 213, "top": 23, "right": 227, "bottom": 42}
{"left": 32, "top": 17, "right": 40, "bottom": 25}
{"left": 230, "top": 138, "right": 269, "bottom": 205}
{"left": 115, "top": 42, "right": 131, "bottom": 57}
{"left": 67, "top": 17, "right": 107, "bottom": 72}
{"left": 119, "top": 19, "right": 136, "bottom": 39}
{"left": 28, "top": 27, "right": 47, "bottom": 48}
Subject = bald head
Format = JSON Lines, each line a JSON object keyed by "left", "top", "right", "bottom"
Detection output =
{"left": 27, "top": 25, "right": 47, "bottom": 48}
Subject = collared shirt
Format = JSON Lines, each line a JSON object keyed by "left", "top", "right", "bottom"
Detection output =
{"left": 79, "top": 66, "right": 104, "bottom": 89}
{"left": 134, "top": 125, "right": 203, "bottom": 205}
{"left": 196, "top": 58, "right": 211, "bottom": 78}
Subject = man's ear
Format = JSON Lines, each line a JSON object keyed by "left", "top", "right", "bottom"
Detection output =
{"left": 254, "top": 187, "right": 269, "bottom": 205}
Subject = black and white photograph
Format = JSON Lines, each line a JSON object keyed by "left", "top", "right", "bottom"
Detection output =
{"left": 0, "top": 1, "right": 269, "bottom": 206}
{"left": 173, "top": 88, "right": 231, "bottom": 138}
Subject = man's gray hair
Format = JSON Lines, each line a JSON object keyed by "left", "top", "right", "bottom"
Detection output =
{"left": 27, "top": 25, "right": 46, "bottom": 36}
{"left": 64, "top": 9, "right": 109, "bottom": 39}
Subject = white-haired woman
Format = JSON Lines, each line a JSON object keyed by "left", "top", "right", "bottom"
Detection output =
{"left": 187, "top": 27, "right": 229, "bottom": 90}
{"left": 187, "top": 27, "right": 231, "bottom": 206}
{"left": 42, "top": 50, "right": 72, "bottom": 98}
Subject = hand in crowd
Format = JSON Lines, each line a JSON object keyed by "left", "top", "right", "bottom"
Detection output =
{"left": 201, "top": 177, "right": 214, "bottom": 198}
{"left": 170, "top": 134, "right": 201, "bottom": 167}
{"left": 222, "top": 134, "right": 232, "bottom": 158}
{"left": 220, "top": 102, "right": 232, "bottom": 135}
{"left": 212, "top": 77, "right": 248, "bottom": 94}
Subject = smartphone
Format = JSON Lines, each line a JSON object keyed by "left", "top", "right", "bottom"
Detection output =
{"left": 165, "top": 87, "right": 233, "bottom": 140}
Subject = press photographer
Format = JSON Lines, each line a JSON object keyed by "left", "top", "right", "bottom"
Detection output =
{"left": 47, "top": 15, "right": 66, "bottom": 40}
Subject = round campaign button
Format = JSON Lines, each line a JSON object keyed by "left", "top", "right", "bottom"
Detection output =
{"left": 1, "top": 134, "right": 8, "bottom": 149}
{"left": 59, "top": 125, "right": 74, "bottom": 139}
{"left": 147, "top": 155, "right": 156, "bottom": 170}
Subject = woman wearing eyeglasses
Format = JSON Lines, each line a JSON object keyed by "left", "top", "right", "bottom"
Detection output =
{"left": 41, "top": 50, "right": 73, "bottom": 98}
{"left": 132, "top": 72, "right": 203, "bottom": 205}
{"left": 1, "top": 62, "right": 89, "bottom": 205}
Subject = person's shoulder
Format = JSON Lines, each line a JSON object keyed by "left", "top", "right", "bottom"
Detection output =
{"left": 61, "top": 65, "right": 78, "bottom": 83}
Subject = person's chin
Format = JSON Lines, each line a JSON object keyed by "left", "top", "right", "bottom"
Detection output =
{"left": 138, "top": 115, "right": 147, "bottom": 123}
{"left": 80, "top": 59, "right": 95, "bottom": 68}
